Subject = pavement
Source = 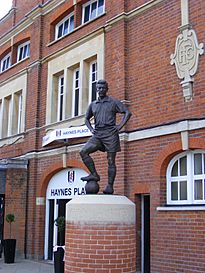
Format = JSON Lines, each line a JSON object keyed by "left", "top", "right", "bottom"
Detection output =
{"left": 0, "top": 258, "right": 54, "bottom": 273}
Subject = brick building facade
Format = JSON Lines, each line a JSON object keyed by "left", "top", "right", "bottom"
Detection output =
{"left": 0, "top": 0, "right": 205, "bottom": 272}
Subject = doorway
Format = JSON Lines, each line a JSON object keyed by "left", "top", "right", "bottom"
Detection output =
{"left": 47, "top": 198, "right": 70, "bottom": 260}
{"left": 141, "top": 195, "right": 150, "bottom": 273}
{"left": 44, "top": 167, "right": 88, "bottom": 260}
{"left": 0, "top": 195, "right": 5, "bottom": 258}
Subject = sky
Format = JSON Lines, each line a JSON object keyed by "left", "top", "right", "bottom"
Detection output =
{"left": 0, "top": 0, "right": 12, "bottom": 19}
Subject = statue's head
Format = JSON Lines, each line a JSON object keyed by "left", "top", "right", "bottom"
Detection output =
{"left": 96, "top": 79, "right": 108, "bottom": 98}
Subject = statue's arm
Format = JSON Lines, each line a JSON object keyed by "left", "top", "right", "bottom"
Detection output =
{"left": 85, "top": 118, "right": 94, "bottom": 134}
{"left": 116, "top": 109, "right": 132, "bottom": 131}
{"left": 85, "top": 104, "right": 94, "bottom": 134}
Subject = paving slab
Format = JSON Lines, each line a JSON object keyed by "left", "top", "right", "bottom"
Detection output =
{"left": 0, "top": 258, "right": 54, "bottom": 273}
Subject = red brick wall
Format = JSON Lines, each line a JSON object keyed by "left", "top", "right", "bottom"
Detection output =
{"left": 4, "top": 168, "right": 27, "bottom": 257}
{"left": 152, "top": 211, "right": 205, "bottom": 273}
{"left": 65, "top": 223, "right": 136, "bottom": 273}
{"left": 14, "top": 0, "right": 42, "bottom": 24}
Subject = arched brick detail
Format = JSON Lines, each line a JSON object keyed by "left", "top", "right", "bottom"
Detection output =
{"left": 152, "top": 138, "right": 205, "bottom": 205}
{"left": 37, "top": 159, "right": 87, "bottom": 197}
{"left": 189, "top": 138, "right": 205, "bottom": 150}
{"left": 154, "top": 138, "right": 205, "bottom": 178}
{"left": 153, "top": 141, "right": 182, "bottom": 178}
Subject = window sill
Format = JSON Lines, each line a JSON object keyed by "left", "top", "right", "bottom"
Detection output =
{"left": 157, "top": 205, "right": 205, "bottom": 211}
{"left": 45, "top": 115, "right": 85, "bottom": 133}
{"left": 0, "top": 133, "right": 25, "bottom": 147}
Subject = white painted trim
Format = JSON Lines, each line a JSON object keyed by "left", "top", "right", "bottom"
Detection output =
{"left": 166, "top": 150, "right": 205, "bottom": 205}
{"left": 17, "top": 41, "right": 30, "bottom": 62}
{"left": 128, "top": 119, "right": 205, "bottom": 142}
{"left": 44, "top": 198, "right": 50, "bottom": 260}
{"left": 181, "top": 131, "right": 188, "bottom": 150}
{"left": 0, "top": 52, "right": 11, "bottom": 72}
{"left": 57, "top": 75, "right": 65, "bottom": 122}
{"left": 157, "top": 206, "right": 205, "bottom": 211}
{"left": 53, "top": 199, "right": 58, "bottom": 252}
{"left": 89, "top": 60, "right": 97, "bottom": 103}
{"left": 55, "top": 12, "right": 74, "bottom": 40}
{"left": 181, "top": 0, "right": 189, "bottom": 26}
{"left": 72, "top": 68, "right": 80, "bottom": 117}
{"left": 82, "top": 0, "right": 105, "bottom": 24}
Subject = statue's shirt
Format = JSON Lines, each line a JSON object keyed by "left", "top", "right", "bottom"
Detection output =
{"left": 85, "top": 96, "right": 127, "bottom": 138}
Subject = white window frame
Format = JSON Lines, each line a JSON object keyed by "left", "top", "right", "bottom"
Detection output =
{"left": 167, "top": 150, "right": 205, "bottom": 205}
{"left": 55, "top": 13, "right": 74, "bottom": 40}
{"left": 89, "top": 60, "right": 97, "bottom": 102}
{"left": 0, "top": 53, "right": 11, "bottom": 72}
{"left": 17, "top": 41, "right": 30, "bottom": 62}
{"left": 17, "top": 93, "right": 23, "bottom": 134}
{"left": 57, "top": 75, "right": 65, "bottom": 122}
{"left": 82, "top": 0, "right": 105, "bottom": 24}
{"left": 72, "top": 68, "right": 80, "bottom": 117}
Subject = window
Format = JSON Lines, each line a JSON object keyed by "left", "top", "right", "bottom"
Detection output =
{"left": 17, "top": 41, "right": 30, "bottom": 62}
{"left": 0, "top": 53, "right": 11, "bottom": 72}
{"left": 167, "top": 151, "right": 205, "bottom": 205}
{"left": 0, "top": 92, "right": 24, "bottom": 138}
{"left": 2, "top": 95, "right": 12, "bottom": 138}
{"left": 13, "top": 92, "right": 23, "bottom": 134}
{"left": 89, "top": 61, "right": 97, "bottom": 102}
{"left": 72, "top": 69, "right": 80, "bottom": 117}
{"left": 46, "top": 33, "right": 104, "bottom": 126}
{"left": 55, "top": 13, "right": 74, "bottom": 39}
{"left": 82, "top": 0, "right": 105, "bottom": 24}
{"left": 0, "top": 74, "right": 26, "bottom": 141}
{"left": 57, "top": 76, "right": 65, "bottom": 121}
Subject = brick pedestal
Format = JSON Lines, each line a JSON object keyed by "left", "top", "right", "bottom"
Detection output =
{"left": 65, "top": 195, "right": 136, "bottom": 273}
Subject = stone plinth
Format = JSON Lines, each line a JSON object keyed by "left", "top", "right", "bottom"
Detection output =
{"left": 65, "top": 195, "right": 136, "bottom": 273}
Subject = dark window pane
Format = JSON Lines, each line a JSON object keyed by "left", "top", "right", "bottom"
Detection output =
{"left": 59, "top": 95, "right": 63, "bottom": 121}
{"left": 171, "top": 182, "right": 178, "bottom": 200}
{"left": 98, "top": 0, "right": 104, "bottom": 15}
{"left": 2, "top": 61, "right": 6, "bottom": 71}
{"left": 58, "top": 24, "right": 63, "bottom": 38}
{"left": 63, "top": 20, "right": 69, "bottom": 35}
{"left": 171, "top": 161, "right": 178, "bottom": 177}
{"left": 180, "top": 181, "right": 187, "bottom": 200}
{"left": 23, "top": 45, "right": 28, "bottom": 59}
{"left": 27, "top": 44, "right": 30, "bottom": 57}
{"left": 92, "top": 82, "right": 97, "bottom": 101}
{"left": 74, "top": 89, "right": 79, "bottom": 116}
{"left": 84, "top": 6, "right": 90, "bottom": 23}
{"left": 19, "top": 47, "right": 23, "bottom": 61}
{"left": 69, "top": 15, "right": 74, "bottom": 32}
{"left": 194, "top": 154, "right": 202, "bottom": 175}
{"left": 180, "top": 156, "right": 187, "bottom": 176}
{"left": 194, "top": 180, "right": 203, "bottom": 200}
{"left": 90, "top": 2, "right": 97, "bottom": 20}
{"left": 92, "top": 63, "right": 96, "bottom": 72}
{"left": 75, "top": 80, "right": 79, "bottom": 89}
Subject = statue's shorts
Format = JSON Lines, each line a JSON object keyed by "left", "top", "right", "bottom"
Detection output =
{"left": 86, "top": 127, "right": 121, "bottom": 153}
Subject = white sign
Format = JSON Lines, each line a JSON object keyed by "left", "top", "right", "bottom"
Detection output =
{"left": 42, "top": 125, "right": 92, "bottom": 146}
{"left": 46, "top": 168, "right": 88, "bottom": 199}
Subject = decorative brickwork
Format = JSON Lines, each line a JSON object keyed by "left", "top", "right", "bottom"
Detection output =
{"left": 65, "top": 223, "right": 136, "bottom": 273}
